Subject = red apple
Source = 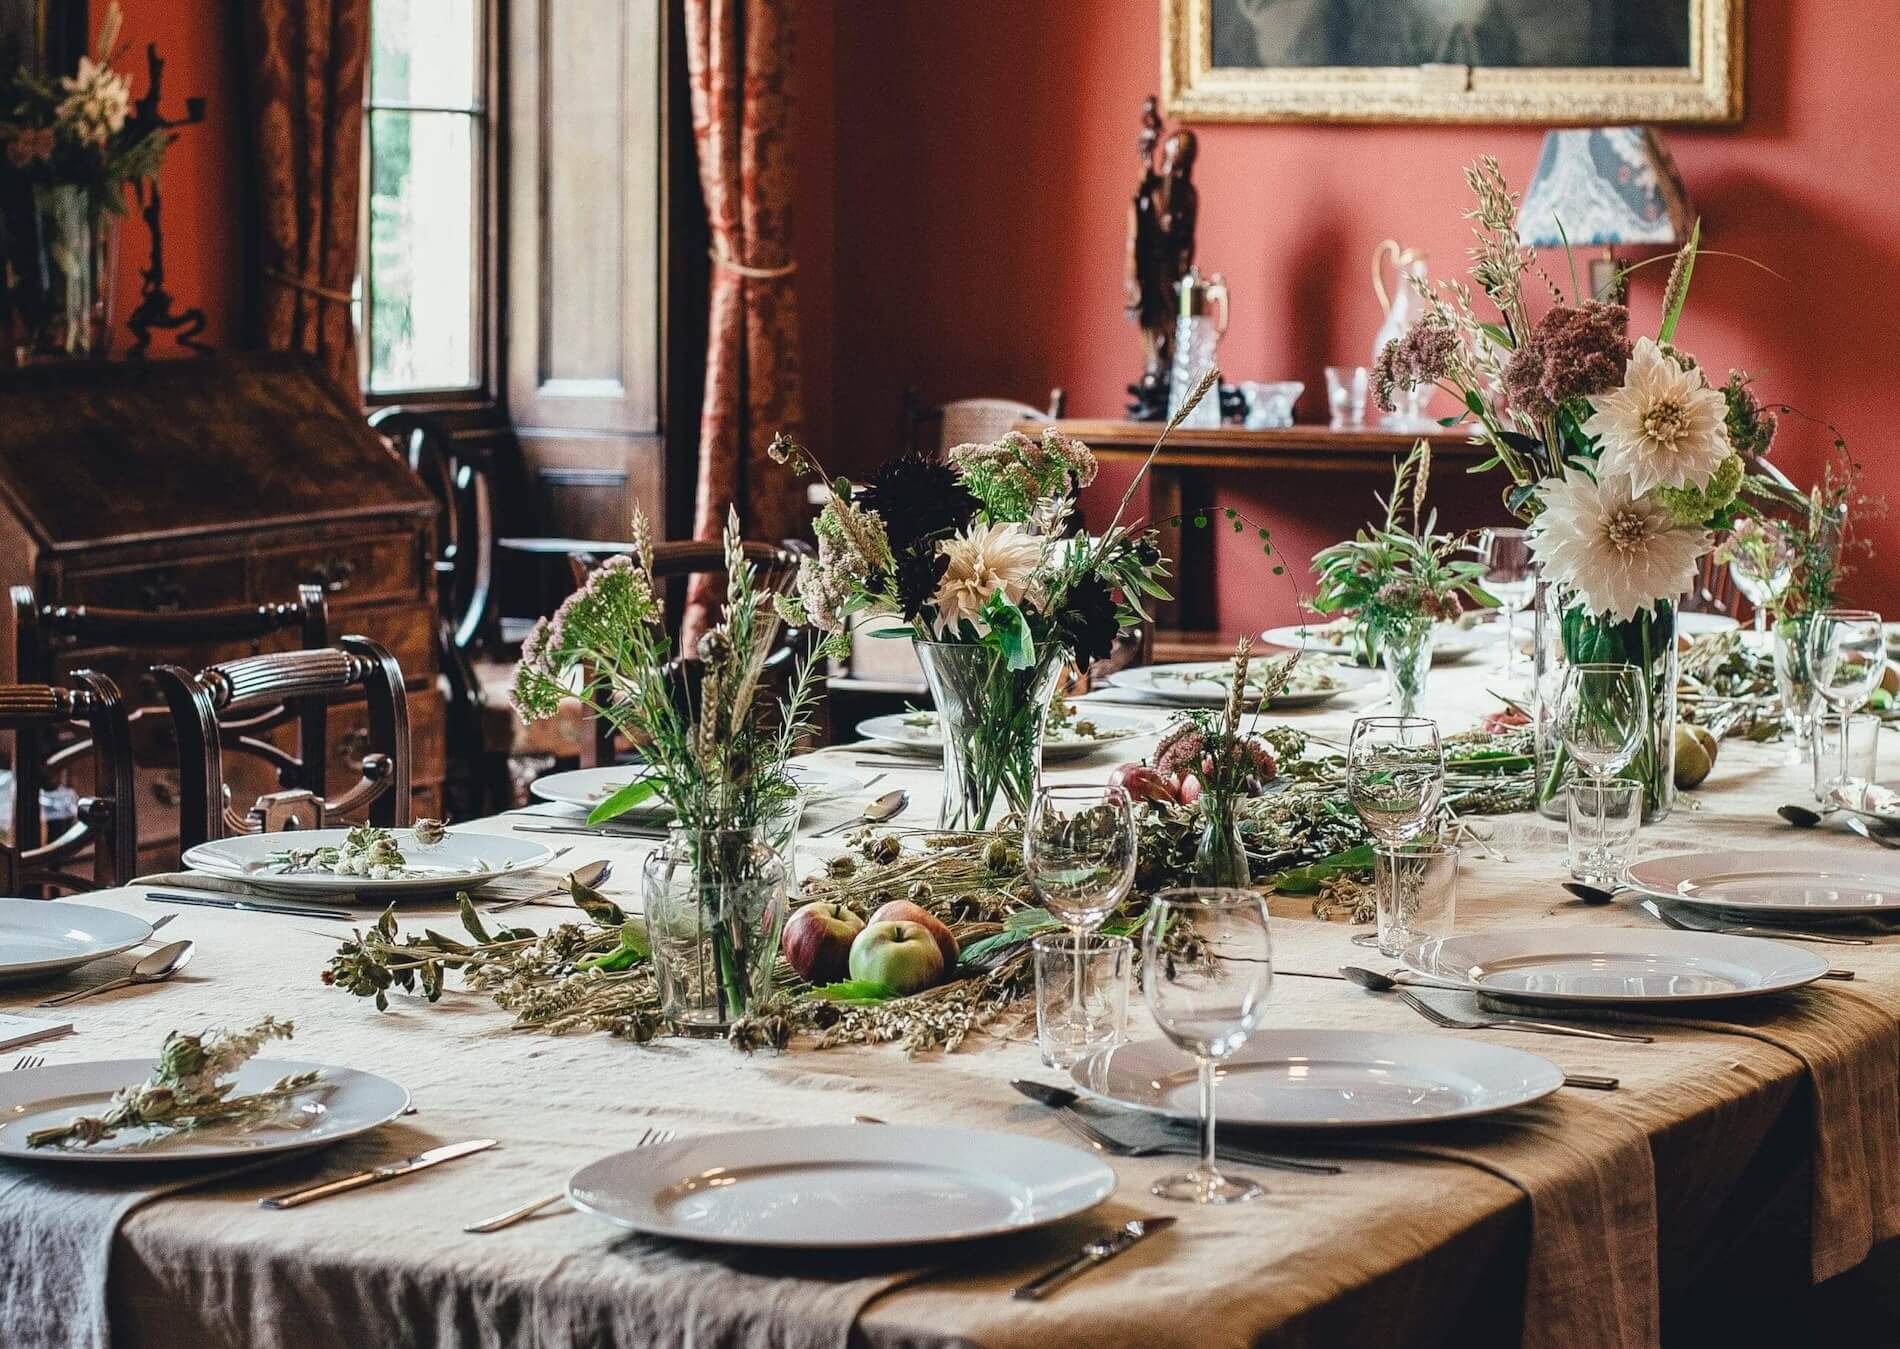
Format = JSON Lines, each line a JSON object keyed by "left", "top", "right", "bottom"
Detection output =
{"left": 869, "top": 899, "right": 959, "bottom": 973}
{"left": 1107, "top": 762, "right": 1179, "bottom": 805}
{"left": 1176, "top": 773, "right": 1202, "bottom": 806}
{"left": 780, "top": 901, "right": 864, "bottom": 984}
{"left": 848, "top": 921, "right": 945, "bottom": 993}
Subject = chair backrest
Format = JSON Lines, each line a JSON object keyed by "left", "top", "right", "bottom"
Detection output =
{"left": 900, "top": 388, "right": 1067, "bottom": 455}
{"left": 151, "top": 637, "right": 411, "bottom": 848}
{"left": 10, "top": 584, "right": 329, "bottom": 866}
{"left": 368, "top": 407, "right": 493, "bottom": 655}
{"left": 1682, "top": 552, "right": 1737, "bottom": 616}
{"left": 0, "top": 673, "right": 136, "bottom": 894}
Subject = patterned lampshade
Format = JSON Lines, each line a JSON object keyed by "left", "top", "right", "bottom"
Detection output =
{"left": 1516, "top": 127, "right": 1694, "bottom": 249}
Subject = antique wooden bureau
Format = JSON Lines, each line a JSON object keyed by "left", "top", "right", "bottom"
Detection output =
{"left": 0, "top": 354, "right": 444, "bottom": 872}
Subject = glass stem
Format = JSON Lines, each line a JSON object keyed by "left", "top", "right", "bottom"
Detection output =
{"left": 1072, "top": 926, "right": 1086, "bottom": 1033}
{"left": 1198, "top": 1055, "right": 1218, "bottom": 1184}
{"left": 1840, "top": 707, "right": 1852, "bottom": 791}
{"left": 1594, "top": 771, "right": 1609, "bottom": 870}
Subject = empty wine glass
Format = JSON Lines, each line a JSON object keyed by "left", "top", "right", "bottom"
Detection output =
{"left": 1345, "top": 717, "right": 1445, "bottom": 953}
{"left": 1773, "top": 616, "right": 1821, "bottom": 757}
{"left": 1807, "top": 609, "right": 1885, "bottom": 798}
{"left": 1557, "top": 664, "right": 1646, "bottom": 878}
{"left": 1026, "top": 785, "right": 1138, "bottom": 1063}
{"left": 1141, "top": 887, "right": 1273, "bottom": 1205}
{"left": 1730, "top": 554, "right": 1793, "bottom": 634}
{"left": 1479, "top": 527, "right": 1534, "bottom": 680}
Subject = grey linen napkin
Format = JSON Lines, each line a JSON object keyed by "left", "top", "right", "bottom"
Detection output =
{"left": 1068, "top": 1092, "right": 1660, "bottom": 1349}
{"left": 0, "top": 1156, "right": 289, "bottom": 1349}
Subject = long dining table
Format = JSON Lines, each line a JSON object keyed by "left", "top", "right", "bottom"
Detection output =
{"left": 5, "top": 643, "right": 1900, "bottom": 1349}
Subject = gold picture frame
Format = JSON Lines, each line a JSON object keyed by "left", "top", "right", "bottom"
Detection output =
{"left": 1162, "top": 0, "right": 1743, "bottom": 125}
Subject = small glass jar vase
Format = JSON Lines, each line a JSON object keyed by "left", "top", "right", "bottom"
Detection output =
{"left": 1191, "top": 795, "right": 1250, "bottom": 887}
{"left": 1380, "top": 616, "right": 1433, "bottom": 718}
{"left": 914, "top": 638, "right": 1067, "bottom": 831}
{"left": 642, "top": 825, "right": 787, "bottom": 1032}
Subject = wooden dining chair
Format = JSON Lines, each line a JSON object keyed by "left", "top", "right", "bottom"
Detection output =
{"left": 151, "top": 637, "right": 411, "bottom": 849}
{"left": 0, "top": 672, "right": 136, "bottom": 895}
{"left": 10, "top": 584, "right": 330, "bottom": 867}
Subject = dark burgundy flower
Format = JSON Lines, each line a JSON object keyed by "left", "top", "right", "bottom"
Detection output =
{"left": 1053, "top": 572, "right": 1121, "bottom": 670}
{"left": 856, "top": 454, "right": 979, "bottom": 553}
{"left": 1501, "top": 302, "right": 1631, "bottom": 418}
{"left": 892, "top": 544, "right": 949, "bottom": 622}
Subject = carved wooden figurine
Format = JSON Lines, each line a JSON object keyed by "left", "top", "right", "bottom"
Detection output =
{"left": 1124, "top": 96, "right": 1199, "bottom": 420}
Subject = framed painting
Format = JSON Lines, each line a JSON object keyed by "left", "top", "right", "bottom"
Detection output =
{"left": 1162, "top": 0, "right": 1743, "bottom": 124}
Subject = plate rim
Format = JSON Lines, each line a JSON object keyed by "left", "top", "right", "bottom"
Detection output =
{"left": 0, "top": 1057, "right": 411, "bottom": 1164}
{"left": 1626, "top": 850, "right": 1900, "bottom": 915}
{"left": 1070, "top": 1030, "right": 1563, "bottom": 1131}
{"left": 181, "top": 829, "right": 555, "bottom": 894}
{"left": 0, "top": 898, "right": 153, "bottom": 979}
{"left": 853, "top": 708, "right": 1159, "bottom": 758}
{"left": 565, "top": 1123, "right": 1116, "bottom": 1249}
{"left": 1104, "top": 660, "right": 1377, "bottom": 707}
{"left": 528, "top": 762, "right": 861, "bottom": 809}
{"left": 1405, "top": 925, "right": 1829, "bottom": 1004}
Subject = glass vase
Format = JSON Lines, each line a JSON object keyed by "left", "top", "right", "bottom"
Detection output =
{"left": 642, "top": 825, "right": 787, "bottom": 1032}
{"left": 1772, "top": 613, "right": 1820, "bottom": 759}
{"left": 21, "top": 184, "right": 116, "bottom": 360}
{"left": 914, "top": 638, "right": 1066, "bottom": 831}
{"left": 1380, "top": 616, "right": 1433, "bottom": 717}
{"left": 1533, "top": 582, "right": 1678, "bottom": 824}
{"left": 1191, "top": 795, "right": 1250, "bottom": 887}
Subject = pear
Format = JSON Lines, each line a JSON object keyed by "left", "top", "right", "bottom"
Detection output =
{"left": 1674, "top": 723, "right": 1718, "bottom": 789}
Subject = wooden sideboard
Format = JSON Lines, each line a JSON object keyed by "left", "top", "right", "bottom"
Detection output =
{"left": 0, "top": 354, "right": 444, "bottom": 871}
{"left": 1028, "top": 419, "right": 1487, "bottom": 654}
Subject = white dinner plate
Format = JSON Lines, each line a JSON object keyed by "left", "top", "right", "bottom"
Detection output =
{"left": 182, "top": 829, "right": 555, "bottom": 897}
{"left": 1259, "top": 622, "right": 1494, "bottom": 667}
{"left": 1103, "top": 661, "right": 1379, "bottom": 709}
{"left": 0, "top": 899, "right": 152, "bottom": 984}
{"left": 0, "top": 1058, "right": 410, "bottom": 1163}
{"left": 1677, "top": 612, "right": 1741, "bottom": 637}
{"left": 529, "top": 763, "right": 862, "bottom": 817}
{"left": 1625, "top": 850, "right": 1900, "bottom": 917}
{"left": 855, "top": 708, "right": 1162, "bottom": 762}
{"left": 1072, "top": 1031, "right": 1562, "bottom": 1130}
{"left": 1405, "top": 927, "right": 1828, "bottom": 1004}
{"left": 566, "top": 1124, "right": 1115, "bottom": 1249}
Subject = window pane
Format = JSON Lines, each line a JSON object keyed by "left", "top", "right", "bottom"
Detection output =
{"left": 367, "top": 110, "right": 477, "bottom": 392}
{"left": 371, "top": 0, "right": 478, "bottom": 107}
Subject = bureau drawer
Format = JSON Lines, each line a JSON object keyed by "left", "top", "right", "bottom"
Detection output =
{"left": 250, "top": 534, "right": 422, "bottom": 607}
{"left": 325, "top": 685, "right": 447, "bottom": 801}
{"left": 61, "top": 557, "right": 248, "bottom": 611}
{"left": 328, "top": 601, "right": 439, "bottom": 682}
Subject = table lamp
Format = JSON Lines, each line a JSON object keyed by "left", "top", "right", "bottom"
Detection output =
{"left": 1516, "top": 127, "right": 1694, "bottom": 303}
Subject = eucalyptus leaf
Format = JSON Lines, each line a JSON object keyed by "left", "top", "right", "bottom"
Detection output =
{"left": 1270, "top": 843, "right": 1377, "bottom": 895}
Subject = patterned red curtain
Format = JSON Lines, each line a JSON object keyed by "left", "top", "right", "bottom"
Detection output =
{"left": 683, "top": 0, "right": 803, "bottom": 635}
{"left": 240, "top": 0, "right": 368, "bottom": 394}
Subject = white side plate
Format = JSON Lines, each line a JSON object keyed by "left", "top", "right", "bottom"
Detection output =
{"left": 1627, "top": 850, "right": 1900, "bottom": 916}
{"left": 1073, "top": 1031, "right": 1562, "bottom": 1130}
{"left": 0, "top": 1058, "right": 409, "bottom": 1163}
{"left": 529, "top": 763, "right": 862, "bottom": 815}
{"left": 1259, "top": 622, "right": 1493, "bottom": 666}
{"left": 1103, "top": 661, "right": 1378, "bottom": 709}
{"left": 855, "top": 708, "right": 1161, "bottom": 762}
{"left": 0, "top": 899, "right": 152, "bottom": 984}
{"left": 1406, "top": 926, "right": 1828, "bottom": 1004}
{"left": 567, "top": 1124, "right": 1115, "bottom": 1248}
{"left": 182, "top": 829, "right": 554, "bottom": 896}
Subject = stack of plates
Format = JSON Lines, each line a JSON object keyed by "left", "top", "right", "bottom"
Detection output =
{"left": 1624, "top": 850, "right": 1900, "bottom": 925}
{"left": 1405, "top": 926, "right": 1828, "bottom": 1004}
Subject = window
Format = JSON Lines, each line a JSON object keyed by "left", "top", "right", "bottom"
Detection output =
{"left": 362, "top": 0, "right": 487, "bottom": 397}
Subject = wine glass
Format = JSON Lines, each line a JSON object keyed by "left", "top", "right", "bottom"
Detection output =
{"left": 1773, "top": 617, "right": 1820, "bottom": 757}
{"left": 1556, "top": 664, "right": 1646, "bottom": 877}
{"left": 1025, "top": 785, "right": 1138, "bottom": 1062}
{"left": 1345, "top": 717, "right": 1445, "bottom": 951}
{"left": 1479, "top": 527, "right": 1535, "bottom": 680}
{"left": 1806, "top": 609, "right": 1885, "bottom": 799}
{"left": 1729, "top": 554, "right": 1793, "bottom": 634}
{"left": 1140, "top": 887, "right": 1273, "bottom": 1205}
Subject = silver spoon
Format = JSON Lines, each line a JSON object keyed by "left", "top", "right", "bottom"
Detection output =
{"left": 1562, "top": 880, "right": 1621, "bottom": 905}
{"left": 487, "top": 858, "right": 613, "bottom": 913}
{"left": 814, "top": 789, "right": 909, "bottom": 838}
{"left": 1779, "top": 802, "right": 1832, "bottom": 828}
{"left": 39, "top": 940, "right": 195, "bottom": 1007}
{"left": 1339, "top": 964, "right": 1465, "bottom": 993}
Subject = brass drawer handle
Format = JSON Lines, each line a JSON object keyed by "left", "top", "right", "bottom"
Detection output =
{"left": 307, "top": 555, "right": 357, "bottom": 594}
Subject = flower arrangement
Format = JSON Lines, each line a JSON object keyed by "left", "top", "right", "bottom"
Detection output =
{"left": 772, "top": 375, "right": 1212, "bottom": 827}
{"left": 1375, "top": 157, "right": 1806, "bottom": 820}
{"left": 0, "top": 4, "right": 165, "bottom": 205}
{"left": 1309, "top": 442, "right": 1496, "bottom": 678}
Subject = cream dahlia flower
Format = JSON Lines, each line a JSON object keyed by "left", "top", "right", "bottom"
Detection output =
{"left": 1528, "top": 468, "right": 1709, "bottom": 623}
{"left": 1582, "top": 337, "right": 1731, "bottom": 497}
{"left": 930, "top": 521, "right": 1043, "bottom": 636}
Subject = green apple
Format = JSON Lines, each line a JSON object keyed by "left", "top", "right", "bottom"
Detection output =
{"left": 869, "top": 899, "right": 959, "bottom": 973}
{"left": 848, "top": 921, "right": 945, "bottom": 994}
{"left": 780, "top": 901, "right": 864, "bottom": 984}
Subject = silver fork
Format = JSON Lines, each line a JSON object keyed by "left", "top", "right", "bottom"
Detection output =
{"left": 462, "top": 1126, "right": 674, "bottom": 1233}
{"left": 1398, "top": 988, "right": 1654, "bottom": 1043}
{"left": 1643, "top": 898, "right": 1874, "bottom": 946}
{"left": 9, "top": 1054, "right": 45, "bottom": 1071}
{"left": 1046, "top": 1104, "right": 1341, "bottom": 1175}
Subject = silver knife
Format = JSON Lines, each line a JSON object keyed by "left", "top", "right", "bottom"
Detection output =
{"left": 1013, "top": 1217, "right": 1176, "bottom": 1300}
{"left": 1008, "top": 1079, "right": 1342, "bottom": 1175}
{"left": 508, "top": 822, "right": 670, "bottom": 840}
{"left": 259, "top": 1138, "right": 499, "bottom": 1209}
{"left": 147, "top": 889, "right": 355, "bottom": 921}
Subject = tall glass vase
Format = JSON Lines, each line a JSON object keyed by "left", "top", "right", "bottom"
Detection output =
{"left": 1533, "top": 582, "right": 1678, "bottom": 824}
{"left": 642, "top": 825, "right": 787, "bottom": 1033}
{"left": 1191, "top": 795, "right": 1250, "bottom": 886}
{"left": 915, "top": 639, "right": 1066, "bottom": 831}
{"left": 21, "top": 184, "right": 117, "bottom": 360}
{"left": 1380, "top": 616, "right": 1433, "bottom": 717}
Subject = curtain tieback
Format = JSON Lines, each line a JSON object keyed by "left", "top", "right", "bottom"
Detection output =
{"left": 709, "top": 238, "right": 796, "bottom": 280}
{"left": 266, "top": 270, "right": 355, "bottom": 305}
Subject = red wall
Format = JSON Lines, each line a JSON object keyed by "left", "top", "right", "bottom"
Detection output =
{"left": 813, "top": 0, "right": 1900, "bottom": 632}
